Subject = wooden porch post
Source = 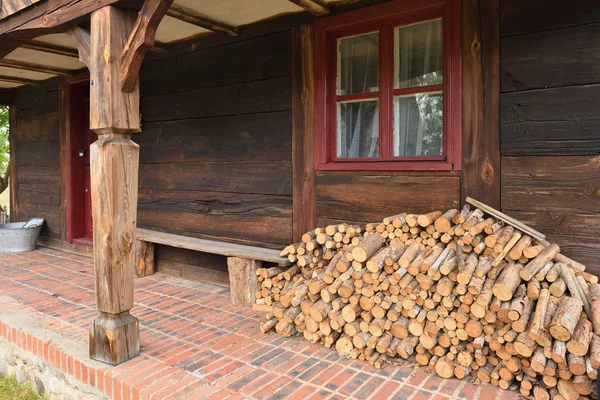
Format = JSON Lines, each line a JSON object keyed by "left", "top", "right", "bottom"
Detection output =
{"left": 88, "top": 6, "right": 141, "bottom": 365}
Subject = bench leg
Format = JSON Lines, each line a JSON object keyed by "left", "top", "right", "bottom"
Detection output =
{"left": 135, "top": 240, "right": 155, "bottom": 277}
{"left": 227, "top": 257, "right": 261, "bottom": 306}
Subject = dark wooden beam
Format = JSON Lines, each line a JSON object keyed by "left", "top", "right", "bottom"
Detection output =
{"left": 0, "top": 0, "right": 119, "bottom": 35}
{"left": 8, "top": 105, "right": 17, "bottom": 221}
{"left": 19, "top": 39, "right": 79, "bottom": 58}
{"left": 121, "top": 0, "right": 174, "bottom": 92}
{"left": 288, "top": 0, "right": 329, "bottom": 16}
{"left": 291, "top": 25, "right": 317, "bottom": 241}
{"left": 461, "top": 0, "right": 501, "bottom": 208}
{"left": 0, "top": 58, "right": 71, "bottom": 75}
{"left": 166, "top": 4, "right": 238, "bottom": 36}
{"left": 66, "top": 25, "right": 91, "bottom": 68}
{"left": 0, "top": 88, "right": 13, "bottom": 104}
{"left": 0, "top": 74, "right": 39, "bottom": 85}
{"left": 0, "top": 39, "right": 20, "bottom": 59}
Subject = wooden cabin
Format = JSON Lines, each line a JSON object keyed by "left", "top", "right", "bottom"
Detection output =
{"left": 0, "top": 0, "right": 598, "bottom": 364}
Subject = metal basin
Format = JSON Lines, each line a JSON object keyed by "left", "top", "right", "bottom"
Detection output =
{"left": 0, "top": 219, "right": 44, "bottom": 253}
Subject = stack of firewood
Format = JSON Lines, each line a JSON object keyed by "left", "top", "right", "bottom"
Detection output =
{"left": 255, "top": 201, "right": 600, "bottom": 400}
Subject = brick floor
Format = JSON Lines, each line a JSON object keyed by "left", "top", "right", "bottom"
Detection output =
{"left": 0, "top": 248, "right": 521, "bottom": 400}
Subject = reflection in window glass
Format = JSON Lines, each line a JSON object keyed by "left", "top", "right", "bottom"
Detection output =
{"left": 337, "top": 100, "right": 379, "bottom": 158}
{"left": 338, "top": 32, "right": 379, "bottom": 95}
{"left": 395, "top": 19, "right": 443, "bottom": 89}
{"left": 394, "top": 93, "right": 443, "bottom": 156}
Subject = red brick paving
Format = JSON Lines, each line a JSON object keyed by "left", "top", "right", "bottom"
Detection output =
{"left": 0, "top": 248, "right": 521, "bottom": 399}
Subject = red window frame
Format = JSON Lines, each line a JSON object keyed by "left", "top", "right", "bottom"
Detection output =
{"left": 314, "top": 0, "right": 462, "bottom": 171}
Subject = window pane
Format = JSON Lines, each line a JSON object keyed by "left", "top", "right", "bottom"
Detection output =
{"left": 338, "top": 32, "right": 379, "bottom": 95}
{"left": 337, "top": 100, "right": 379, "bottom": 158}
{"left": 394, "top": 93, "right": 443, "bottom": 156}
{"left": 395, "top": 19, "right": 443, "bottom": 89}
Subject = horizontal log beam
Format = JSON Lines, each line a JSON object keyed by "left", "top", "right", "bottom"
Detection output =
{"left": 0, "top": 0, "right": 119, "bottom": 35}
{"left": 19, "top": 39, "right": 79, "bottom": 58}
{"left": 288, "top": 0, "right": 329, "bottom": 16}
{"left": 0, "top": 58, "right": 71, "bottom": 75}
{"left": 166, "top": 4, "right": 238, "bottom": 36}
{"left": 0, "top": 74, "right": 39, "bottom": 85}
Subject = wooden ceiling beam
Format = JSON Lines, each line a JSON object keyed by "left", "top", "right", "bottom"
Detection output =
{"left": 121, "top": 0, "right": 174, "bottom": 92}
{"left": 166, "top": 4, "right": 238, "bottom": 36}
{"left": 66, "top": 25, "right": 90, "bottom": 68}
{"left": 0, "top": 0, "right": 119, "bottom": 36}
{"left": 0, "top": 74, "right": 39, "bottom": 85}
{"left": 0, "top": 58, "right": 71, "bottom": 75}
{"left": 19, "top": 39, "right": 79, "bottom": 58}
{"left": 288, "top": 0, "right": 330, "bottom": 16}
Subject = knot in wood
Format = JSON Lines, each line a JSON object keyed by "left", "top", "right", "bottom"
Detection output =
{"left": 481, "top": 160, "right": 494, "bottom": 185}
{"left": 119, "top": 231, "right": 133, "bottom": 255}
{"left": 471, "top": 40, "right": 481, "bottom": 53}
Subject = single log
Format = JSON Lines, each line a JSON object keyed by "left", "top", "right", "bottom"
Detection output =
{"left": 567, "top": 318, "right": 593, "bottom": 357}
{"left": 418, "top": 211, "right": 443, "bottom": 227}
{"left": 492, "top": 262, "right": 522, "bottom": 301}
{"left": 434, "top": 209, "right": 458, "bottom": 233}
{"left": 520, "top": 244, "right": 560, "bottom": 281}
{"left": 352, "top": 234, "right": 386, "bottom": 262}
{"left": 550, "top": 296, "right": 583, "bottom": 341}
{"left": 590, "top": 283, "right": 600, "bottom": 335}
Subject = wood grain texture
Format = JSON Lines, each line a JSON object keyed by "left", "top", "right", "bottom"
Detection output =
{"left": 501, "top": 0, "right": 600, "bottom": 37}
{"left": 461, "top": 0, "right": 500, "bottom": 208}
{"left": 501, "top": 85, "right": 600, "bottom": 156}
{"left": 66, "top": 26, "right": 91, "bottom": 69}
{"left": 227, "top": 257, "right": 261, "bottom": 306}
{"left": 137, "top": 228, "right": 289, "bottom": 265}
{"left": 90, "top": 6, "right": 139, "bottom": 134}
{"left": 165, "top": 3, "right": 238, "bottom": 36}
{"left": 138, "top": 161, "right": 292, "bottom": 195}
{"left": 289, "top": 0, "right": 329, "bottom": 16}
{"left": 501, "top": 23, "right": 600, "bottom": 93}
{"left": 140, "top": 76, "right": 291, "bottom": 122}
{"left": 134, "top": 112, "right": 291, "bottom": 163}
{"left": 120, "top": 0, "right": 174, "bottom": 92}
{"left": 316, "top": 173, "right": 460, "bottom": 223}
{"left": 0, "top": 0, "right": 40, "bottom": 19}
{"left": 140, "top": 30, "right": 291, "bottom": 96}
{"left": 137, "top": 189, "right": 292, "bottom": 244}
{"left": 501, "top": 156, "right": 600, "bottom": 214}
{"left": 291, "top": 25, "right": 316, "bottom": 242}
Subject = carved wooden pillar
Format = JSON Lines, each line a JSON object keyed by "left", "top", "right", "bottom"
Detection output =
{"left": 88, "top": 6, "right": 141, "bottom": 365}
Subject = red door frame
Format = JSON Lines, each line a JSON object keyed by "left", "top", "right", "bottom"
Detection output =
{"left": 64, "top": 73, "right": 93, "bottom": 245}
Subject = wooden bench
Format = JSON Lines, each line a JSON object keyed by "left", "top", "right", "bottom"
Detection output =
{"left": 134, "top": 228, "right": 290, "bottom": 306}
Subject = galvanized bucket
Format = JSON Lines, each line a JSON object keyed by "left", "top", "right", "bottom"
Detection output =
{"left": 0, "top": 219, "right": 44, "bottom": 253}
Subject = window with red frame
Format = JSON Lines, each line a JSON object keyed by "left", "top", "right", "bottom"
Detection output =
{"left": 314, "top": 0, "right": 461, "bottom": 171}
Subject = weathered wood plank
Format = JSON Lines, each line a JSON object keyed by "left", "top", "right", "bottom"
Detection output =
{"left": 137, "top": 189, "right": 292, "bottom": 244}
{"left": 501, "top": 0, "right": 600, "bottom": 37}
{"left": 291, "top": 25, "right": 316, "bottom": 241}
{"left": 506, "top": 211, "right": 600, "bottom": 239}
{"left": 135, "top": 240, "right": 155, "bottom": 277}
{"left": 66, "top": 26, "right": 91, "bottom": 69}
{"left": 16, "top": 111, "right": 58, "bottom": 142}
{"left": 9, "top": 105, "right": 18, "bottom": 221}
{"left": 136, "top": 228, "right": 290, "bottom": 265}
{"left": 316, "top": 173, "right": 460, "bottom": 223}
{"left": 501, "top": 85, "right": 600, "bottom": 156}
{"left": 134, "top": 112, "right": 291, "bottom": 163}
{"left": 18, "top": 202, "right": 60, "bottom": 238}
{"left": 461, "top": 0, "right": 500, "bottom": 208}
{"left": 138, "top": 161, "right": 292, "bottom": 196}
{"left": 501, "top": 156, "right": 600, "bottom": 214}
{"left": 140, "top": 76, "right": 291, "bottom": 122}
{"left": 140, "top": 31, "right": 291, "bottom": 96}
{"left": 165, "top": 3, "right": 238, "bottom": 36}
{"left": 14, "top": 79, "right": 59, "bottom": 118}
{"left": 501, "top": 23, "right": 600, "bottom": 92}
{"left": 16, "top": 141, "right": 59, "bottom": 167}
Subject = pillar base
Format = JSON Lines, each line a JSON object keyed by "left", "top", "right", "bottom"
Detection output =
{"left": 89, "top": 312, "right": 140, "bottom": 365}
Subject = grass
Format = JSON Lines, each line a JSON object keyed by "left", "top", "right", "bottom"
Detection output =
{"left": 0, "top": 376, "right": 40, "bottom": 400}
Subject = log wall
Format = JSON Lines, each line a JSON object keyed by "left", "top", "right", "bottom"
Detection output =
{"left": 135, "top": 30, "right": 293, "bottom": 248}
{"left": 12, "top": 79, "right": 61, "bottom": 239}
{"left": 500, "top": 0, "right": 600, "bottom": 273}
